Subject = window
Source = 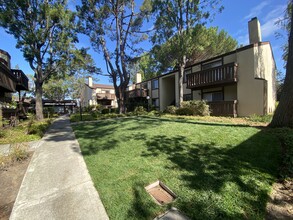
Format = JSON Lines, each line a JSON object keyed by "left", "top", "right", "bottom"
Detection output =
{"left": 183, "top": 94, "right": 192, "bottom": 101}
{"left": 152, "top": 79, "right": 159, "bottom": 89}
{"left": 202, "top": 91, "right": 223, "bottom": 102}
{"left": 183, "top": 69, "right": 191, "bottom": 83}
{"left": 201, "top": 60, "right": 222, "bottom": 70}
{"left": 152, "top": 98, "right": 159, "bottom": 107}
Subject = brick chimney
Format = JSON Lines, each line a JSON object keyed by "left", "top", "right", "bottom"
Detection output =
{"left": 248, "top": 17, "right": 262, "bottom": 44}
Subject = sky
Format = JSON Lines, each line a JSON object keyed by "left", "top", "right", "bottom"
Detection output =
{"left": 0, "top": 0, "right": 288, "bottom": 85}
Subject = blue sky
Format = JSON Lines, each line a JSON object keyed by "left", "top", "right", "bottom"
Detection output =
{"left": 0, "top": 0, "right": 288, "bottom": 85}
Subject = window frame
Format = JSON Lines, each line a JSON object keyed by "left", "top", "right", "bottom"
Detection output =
{"left": 202, "top": 89, "right": 224, "bottom": 102}
{"left": 152, "top": 79, "right": 159, "bottom": 90}
{"left": 183, "top": 94, "right": 192, "bottom": 101}
{"left": 201, "top": 59, "right": 223, "bottom": 71}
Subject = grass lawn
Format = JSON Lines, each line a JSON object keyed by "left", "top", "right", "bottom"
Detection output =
{"left": 72, "top": 117, "right": 281, "bottom": 220}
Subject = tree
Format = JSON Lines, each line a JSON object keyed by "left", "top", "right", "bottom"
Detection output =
{"left": 132, "top": 26, "right": 237, "bottom": 81}
{"left": 276, "top": 1, "right": 292, "bottom": 66}
{"left": 77, "top": 0, "right": 150, "bottom": 113}
{"left": 128, "top": 53, "right": 158, "bottom": 82}
{"left": 270, "top": 1, "right": 293, "bottom": 128}
{"left": 44, "top": 48, "right": 99, "bottom": 101}
{"left": 0, "top": 0, "right": 79, "bottom": 120}
{"left": 152, "top": 25, "right": 237, "bottom": 74}
{"left": 274, "top": 1, "right": 292, "bottom": 100}
{"left": 43, "top": 76, "right": 70, "bottom": 100}
{"left": 151, "top": 0, "right": 223, "bottom": 106}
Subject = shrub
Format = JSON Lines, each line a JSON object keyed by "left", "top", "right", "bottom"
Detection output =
{"left": 175, "top": 107, "right": 194, "bottom": 116}
{"left": 0, "top": 129, "right": 5, "bottom": 138}
{"left": 277, "top": 129, "right": 293, "bottom": 179}
{"left": 133, "top": 106, "right": 147, "bottom": 115}
{"left": 180, "top": 100, "right": 210, "bottom": 116}
{"left": 43, "top": 107, "right": 55, "bottom": 118}
{"left": 101, "top": 108, "right": 110, "bottom": 114}
{"left": 110, "top": 108, "right": 119, "bottom": 114}
{"left": 147, "top": 110, "right": 162, "bottom": 117}
{"left": 164, "top": 105, "right": 178, "bottom": 114}
{"left": 0, "top": 143, "right": 29, "bottom": 170}
{"left": 10, "top": 143, "right": 29, "bottom": 161}
{"left": 27, "top": 119, "right": 52, "bottom": 137}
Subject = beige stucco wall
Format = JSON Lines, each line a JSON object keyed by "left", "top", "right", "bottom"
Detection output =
{"left": 192, "top": 90, "right": 201, "bottom": 100}
{"left": 237, "top": 45, "right": 266, "bottom": 116}
{"left": 223, "top": 53, "right": 237, "bottom": 64}
{"left": 254, "top": 44, "right": 276, "bottom": 114}
{"left": 82, "top": 85, "right": 93, "bottom": 107}
{"left": 159, "top": 74, "right": 176, "bottom": 111}
{"left": 224, "top": 85, "right": 237, "bottom": 101}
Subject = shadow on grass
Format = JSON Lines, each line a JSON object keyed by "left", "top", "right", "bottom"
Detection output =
{"left": 140, "top": 130, "right": 280, "bottom": 219}
{"left": 127, "top": 182, "right": 161, "bottom": 219}
{"left": 72, "top": 117, "right": 282, "bottom": 219}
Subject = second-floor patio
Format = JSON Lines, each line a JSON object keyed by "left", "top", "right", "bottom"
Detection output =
{"left": 186, "top": 62, "right": 238, "bottom": 89}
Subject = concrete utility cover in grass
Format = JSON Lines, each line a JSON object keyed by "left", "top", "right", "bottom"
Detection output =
{"left": 154, "top": 207, "right": 190, "bottom": 220}
{"left": 145, "top": 181, "right": 177, "bottom": 205}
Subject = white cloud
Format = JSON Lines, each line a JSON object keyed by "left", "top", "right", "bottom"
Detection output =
{"left": 261, "top": 4, "right": 286, "bottom": 38}
{"left": 261, "top": 18, "right": 280, "bottom": 38}
{"left": 244, "top": 1, "right": 270, "bottom": 20}
{"left": 264, "top": 5, "right": 286, "bottom": 22}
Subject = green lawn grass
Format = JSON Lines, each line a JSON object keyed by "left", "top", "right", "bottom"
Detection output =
{"left": 72, "top": 117, "right": 281, "bottom": 220}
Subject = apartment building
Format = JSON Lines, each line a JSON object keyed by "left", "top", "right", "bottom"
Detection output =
{"left": 0, "top": 49, "right": 29, "bottom": 120}
{"left": 126, "top": 18, "right": 276, "bottom": 117}
{"left": 83, "top": 76, "right": 117, "bottom": 108}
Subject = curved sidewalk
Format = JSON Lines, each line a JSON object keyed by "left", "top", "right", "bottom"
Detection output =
{"left": 10, "top": 115, "right": 109, "bottom": 220}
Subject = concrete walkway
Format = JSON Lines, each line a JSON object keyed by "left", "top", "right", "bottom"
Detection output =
{"left": 10, "top": 115, "right": 109, "bottom": 220}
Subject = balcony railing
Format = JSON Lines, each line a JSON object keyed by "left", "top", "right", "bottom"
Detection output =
{"left": 187, "top": 62, "right": 238, "bottom": 89}
{"left": 0, "top": 63, "right": 16, "bottom": 92}
{"left": 208, "top": 100, "right": 237, "bottom": 117}
{"left": 11, "top": 69, "right": 29, "bottom": 91}
{"left": 96, "top": 93, "right": 116, "bottom": 100}
{"left": 126, "top": 89, "right": 148, "bottom": 99}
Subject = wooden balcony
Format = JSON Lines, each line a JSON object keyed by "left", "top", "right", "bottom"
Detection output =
{"left": 208, "top": 100, "right": 237, "bottom": 117}
{"left": 186, "top": 63, "right": 238, "bottom": 89}
{"left": 96, "top": 93, "right": 116, "bottom": 100}
{"left": 126, "top": 89, "right": 148, "bottom": 99}
{"left": 11, "top": 69, "right": 29, "bottom": 91}
{"left": 0, "top": 63, "right": 16, "bottom": 92}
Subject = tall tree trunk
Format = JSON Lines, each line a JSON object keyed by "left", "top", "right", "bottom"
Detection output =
{"left": 270, "top": 9, "right": 293, "bottom": 128}
{"left": 178, "top": 55, "right": 186, "bottom": 107}
{"left": 35, "top": 80, "right": 44, "bottom": 120}
{"left": 115, "top": 86, "right": 124, "bottom": 114}
{"left": 178, "top": 65, "right": 184, "bottom": 107}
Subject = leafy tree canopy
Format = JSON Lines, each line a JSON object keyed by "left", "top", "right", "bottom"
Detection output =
{"left": 0, "top": 0, "right": 86, "bottom": 120}
{"left": 77, "top": 0, "right": 151, "bottom": 113}
{"left": 149, "top": 0, "right": 223, "bottom": 106}
{"left": 133, "top": 25, "right": 237, "bottom": 81}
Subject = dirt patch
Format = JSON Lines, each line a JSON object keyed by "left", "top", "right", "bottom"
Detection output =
{"left": 266, "top": 180, "right": 293, "bottom": 220}
{"left": 0, "top": 154, "right": 32, "bottom": 220}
